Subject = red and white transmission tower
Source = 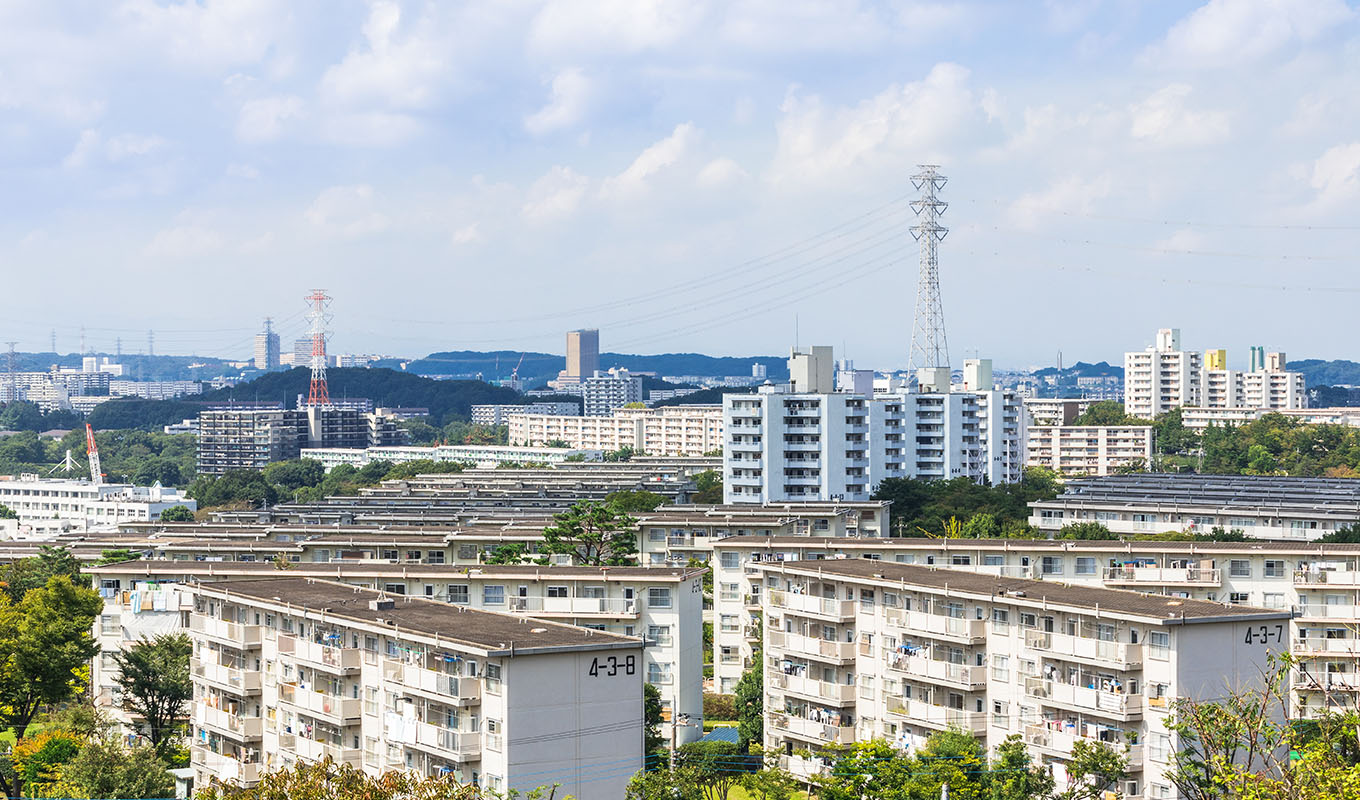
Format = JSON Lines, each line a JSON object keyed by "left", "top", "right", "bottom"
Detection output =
{"left": 305, "top": 289, "right": 332, "bottom": 407}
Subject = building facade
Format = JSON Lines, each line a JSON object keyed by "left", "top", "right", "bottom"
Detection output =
{"left": 582, "top": 368, "right": 644, "bottom": 417}
{"left": 0, "top": 476, "right": 195, "bottom": 536}
{"left": 254, "top": 320, "right": 280, "bottom": 371}
{"left": 198, "top": 407, "right": 407, "bottom": 475}
{"left": 1124, "top": 328, "right": 1202, "bottom": 419}
{"left": 508, "top": 405, "right": 724, "bottom": 457}
{"left": 470, "top": 403, "right": 579, "bottom": 427}
{"left": 1026, "top": 425, "right": 1153, "bottom": 476}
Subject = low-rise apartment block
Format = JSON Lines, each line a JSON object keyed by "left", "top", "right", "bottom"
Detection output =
{"left": 1026, "top": 425, "right": 1153, "bottom": 476}
{"left": 758, "top": 560, "right": 1288, "bottom": 798}
{"left": 1022, "top": 399, "right": 1092, "bottom": 427}
{"left": 470, "top": 403, "right": 579, "bottom": 427}
{"left": 186, "top": 577, "right": 643, "bottom": 798}
{"left": 582, "top": 368, "right": 644, "bottom": 417}
{"left": 508, "top": 405, "right": 724, "bottom": 457}
{"left": 0, "top": 476, "right": 195, "bottom": 536}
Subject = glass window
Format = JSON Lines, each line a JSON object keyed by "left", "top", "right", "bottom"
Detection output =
{"left": 719, "top": 552, "right": 740, "bottom": 568}
{"left": 991, "top": 608, "right": 1009, "bottom": 633}
{"left": 1229, "top": 592, "right": 1249, "bottom": 604}
{"left": 1075, "top": 557, "right": 1097, "bottom": 576}
{"left": 991, "top": 655, "right": 1009, "bottom": 682}
{"left": 1149, "top": 631, "right": 1170, "bottom": 659}
{"left": 648, "top": 588, "right": 672, "bottom": 609}
{"left": 1040, "top": 556, "right": 1063, "bottom": 575}
{"left": 448, "top": 585, "right": 469, "bottom": 605}
{"left": 1263, "top": 593, "right": 1286, "bottom": 609}
{"left": 1229, "top": 560, "right": 1251, "bottom": 578}
{"left": 483, "top": 585, "right": 505, "bottom": 605}
{"left": 547, "top": 586, "right": 569, "bottom": 598}
{"left": 1263, "top": 560, "right": 1285, "bottom": 578}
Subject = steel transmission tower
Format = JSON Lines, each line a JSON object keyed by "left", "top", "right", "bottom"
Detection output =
{"left": 305, "top": 289, "right": 332, "bottom": 407}
{"left": 907, "top": 165, "right": 950, "bottom": 371}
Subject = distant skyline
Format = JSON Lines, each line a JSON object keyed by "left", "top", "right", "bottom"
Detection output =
{"left": 3, "top": 1, "right": 1358, "bottom": 371}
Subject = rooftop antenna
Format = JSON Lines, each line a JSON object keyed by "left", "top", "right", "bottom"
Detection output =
{"left": 907, "top": 165, "right": 950, "bottom": 371}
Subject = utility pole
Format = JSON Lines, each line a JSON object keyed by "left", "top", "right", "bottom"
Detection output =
{"left": 668, "top": 713, "right": 692, "bottom": 770}
{"left": 907, "top": 165, "right": 950, "bottom": 373}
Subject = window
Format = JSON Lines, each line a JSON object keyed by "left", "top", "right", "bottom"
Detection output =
{"left": 384, "top": 583, "right": 406, "bottom": 595}
{"left": 859, "top": 589, "right": 875, "bottom": 609}
{"left": 648, "top": 528, "right": 666, "bottom": 543}
{"left": 1263, "top": 593, "right": 1286, "bottom": 609}
{"left": 100, "top": 615, "right": 118, "bottom": 636}
{"left": 991, "top": 700, "right": 1008, "bottom": 728}
{"left": 1040, "top": 556, "right": 1063, "bottom": 576}
{"left": 648, "top": 662, "right": 673, "bottom": 684}
{"left": 1263, "top": 560, "right": 1285, "bottom": 578}
{"left": 648, "top": 588, "right": 672, "bottom": 609}
{"left": 991, "top": 655, "right": 1009, "bottom": 682}
{"left": 1229, "top": 592, "right": 1249, "bottom": 604}
{"left": 426, "top": 551, "right": 445, "bottom": 565}
{"left": 983, "top": 555, "right": 1004, "bottom": 566}
{"left": 719, "top": 552, "right": 740, "bottom": 569}
{"left": 1020, "top": 613, "right": 1037, "bottom": 629}
{"left": 547, "top": 586, "right": 569, "bottom": 598}
{"left": 483, "top": 586, "right": 505, "bottom": 605}
{"left": 1229, "top": 560, "right": 1251, "bottom": 578}
{"left": 719, "top": 616, "right": 738, "bottom": 634}
{"left": 950, "top": 555, "right": 971, "bottom": 566}
{"left": 1149, "top": 631, "right": 1170, "bottom": 659}
{"left": 1149, "top": 733, "right": 1171, "bottom": 762}
{"left": 381, "top": 549, "right": 398, "bottom": 561}
{"left": 448, "top": 585, "right": 469, "bottom": 605}
{"left": 485, "top": 663, "right": 502, "bottom": 694}
{"left": 1075, "top": 557, "right": 1097, "bottom": 576}
{"left": 991, "top": 608, "right": 1009, "bottom": 633}
{"left": 720, "top": 583, "right": 740, "bottom": 601}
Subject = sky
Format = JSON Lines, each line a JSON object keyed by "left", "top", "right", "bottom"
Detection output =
{"left": 2, "top": 0, "right": 1359, "bottom": 372}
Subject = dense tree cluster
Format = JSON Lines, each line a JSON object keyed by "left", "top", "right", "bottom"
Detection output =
{"left": 0, "top": 426, "right": 195, "bottom": 486}
{"left": 186, "top": 458, "right": 468, "bottom": 510}
{"left": 871, "top": 468, "right": 1062, "bottom": 538}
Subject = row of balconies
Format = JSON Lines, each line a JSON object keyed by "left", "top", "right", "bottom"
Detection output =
{"left": 192, "top": 657, "right": 261, "bottom": 693}
{"left": 380, "top": 659, "right": 483, "bottom": 705}
{"left": 883, "top": 608, "right": 986, "bottom": 643}
{"left": 882, "top": 652, "right": 985, "bottom": 689}
{"left": 193, "top": 744, "right": 261, "bottom": 783}
{"left": 767, "top": 671, "right": 856, "bottom": 704}
{"left": 1023, "top": 677, "right": 1143, "bottom": 720}
{"left": 1025, "top": 630, "right": 1143, "bottom": 668}
{"left": 884, "top": 694, "right": 987, "bottom": 733}
{"left": 766, "top": 711, "right": 855, "bottom": 745}
{"left": 768, "top": 631, "right": 855, "bottom": 663}
{"left": 1023, "top": 724, "right": 1142, "bottom": 768}
{"left": 1102, "top": 566, "right": 1222, "bottom": 587}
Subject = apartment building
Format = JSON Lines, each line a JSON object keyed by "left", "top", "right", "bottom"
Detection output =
{"left": 1026, "top": 425, "right": 1153, "bottom": 476}
{"left": 1029, "top": 474, "right": 1360, "bottom": 540}
{"left": 301, "top": 444, "right": 598, "bottom": 471}
{"left": 0, "top": 476, "right": 195, "bottom": 536}
{"left": 198, "top": 407, "right": 407, "bottom": 474}
{"left": 724, "top": 351, "right": 1022, "bottom": 504}
{"left": 1201, "top": 349, "right": 1304, "bottom": 411}
{"left": 1023, "top": 399, "right": 1091, "bottom": 428}
{"left": 91, "top": 561, "right": 704, "bottom": 747}
{"left": 508, "top": 405, "right": 724, "bottom": 457}
{"left": 582, "top": 368, "right": 644, "bottom": 417}
{"left": 1124, "top": 328, "right": 1202, "bottom": 419}
{"left": 758, "top": 560, "right": 1289, "bottom": 798}
{"left": 470, "top": 403, "right": 579, "bottom": 427}
{"left": 185, "top": 577, "right": 643, "bottom": 798}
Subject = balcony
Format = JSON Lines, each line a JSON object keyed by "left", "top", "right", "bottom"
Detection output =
{"left": 767, "top": 712, "right": 855, "bottom": 745}
{"left": 884, "top": 695, "right": 987, "bottom": 733}
{"left": 508, "top": 596, "right": 639, "bottom": 617}
{"left": 883, "top": 652, "right": 985, "bottom": 688}
{"left": 397, "top": 719, "right": 481, "bottom": 761}
{"left": 1025, "top": 630, "right": 1143, "bottom": 668}
{"left": 780, "top": 753, "right": 832, "bottom": 782}
{"left": 767, "top": 590, "right": 855, "bottom": 620}
{"left": 1294, "top": 670, "right": 1360, "bottom": 692}
{"left": 1103, "top": 566, "right": 1222, "bottom": 587}
{"left": 382, "top": 660, "right": 482, "bottom": 705}
{"left": 276, "top": 636, "right": 363, "bottom": 673}
{"left": 767, "top": 671, "right": 856, "bottom": 704}
{"left": 192, "top": 658, "right": 262, "bottom": 694}
{"left": 190, "top": 616, "right": 262, "bottom": 648}
{"left": 884, "top": 608, "right": 985, "bottom": 643}
{"left": 768, "top": 631, "right": 855, "bottom": 663}
{"left": 1296, "top": 569, "right": 1360, "bottom": 587}
{"left": 1023, "top": 678, "right": 1143, "bottom": 719}
{"left": 278, "top": 684, "right": 362, "bottom": 723}
{"left": 193, "top": 746, "right": 261, "bottom": 783}
{"left": 284, "top": 733, "right": 363, "bottom": 766}
{"left": 1293, "top": 638, "right": 1360, "bottom": 656}
{"left": 1023, "top": 724, "right": 1141, "bottom": 766}
{"left": 1295, "top": 604, "right": 1360, "bottom": 621}
{"left": 195, "top": 705, "right": 263, "bottom": 739}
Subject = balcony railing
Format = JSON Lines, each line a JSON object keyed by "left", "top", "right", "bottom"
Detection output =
{"left": 193, "top": 745, "right": 261, "bottom": 783}
{"left": 195, "top": 705, "right": 264, "bottom": 739}
{"left": 884, "top": 608, "right": 985, "bottom": 642}
{"left": 1295, "top": 569, "right": 1360, "bottom": 586}
{"left": 767, "top": 590, "right": 855, "bottom": 620}
{"left": 381, "top": 660, "right": 482, "bottom": 705}
{"left": 1025, "top": 630, "right": 1143, "bottom": 667}
{"left": 768, "top": 631, "right": 855, "bottom": 662}
{"left": 1023, "top": 724, "right": 1141, "bottom": 765}
{"left": 1293, "top": 638, "right": 1360, "bottom": 655}
{"left": 767, "top": 712, "right": 855, "bottom": 745}
{"left": 1023, "top": 677, "right": 1142, "bottom": 717}
{"left": 192, "top": 658, "right": 262, "bottom": 693}
{"left": 190, "top": 616, "right": 262, "bottom": 647}
{"left": 276, "top": 636, "right": 363, "bottom": 673}
{"left": 400, "top": 720, "right": 481, "bottom": 760}
{"left": 287, "top": 734, "right": 363, "bottom": 766}
{"left": 507, "top": 596, "right": 639, "bottom": 616}
{"left": 883, "top": 652, "right": 985, "bottom": 688}
{"left": 1103, "top": 567, "right": 1222, "bottom": 587}
{"left": 767, "top": 671, "right": 856, "bottom": 704}
{"left": 1295, "top": 604, "right": 1360, "bottom": 621}
{"left": 277, "top": 684, "right": 362, "bottom": 723}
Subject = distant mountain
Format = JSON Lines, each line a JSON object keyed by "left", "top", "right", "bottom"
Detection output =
{"left": 1290, "top": 359, "right": 1360, "bottom": 387}
{"left": 1032, "top": 361, "right": 1124, "bottom": 379}
{"left": 405, "top": 350, "right": 788, "bottom": 383}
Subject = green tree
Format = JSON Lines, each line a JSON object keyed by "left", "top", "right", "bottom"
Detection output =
{"left": 538, "top": 501, "right": 638, "bottom": 566}
{"left": 262, "top": 459, "right": 325, "bottom": 492}
{"left": 816, "top": 739, "right": 917, "bottom": 800}
{"left": 9, "top": 728, "right": 84, "bottom": 796}
{"left": 603, "top": 446, "right": 638, "bottom": 462}
{"left": 0, "top": 503, "right": 16, "bottom": 519}
{"left": 740, "top": 765, "right": 798, "bottom": 800}
{"left": 1058, "top": 522, "right": 1117, "bottom": 540}
{"left": 0, "top": 545, "right": 83, "bottom": 603}
{"left": 644, "top": 683, "right": 665, "bottom": 754}
{"left": 625, "top": 766, "right": 705, "bottom": 800}
{"left": 196, "top": 755, "right": 564, "bottom": 799}
{"left": 703, "top": 692, "right": 737, "bottom": 721}
{"left": 909, "top": 729, "right": 990, "bottom": 800}
{"left": 1072, "top": 401, "right": 1147, "bottom": 426}
{"left": 0, "top": 576, "right": 102, "bottom": 797}
{"left": 734, "top": 664, "right": 763, "bottom": 751}
{"left": 606, "top": 490, "right": 669, "bottom": 513}
{"left": 485, "top": 543, "right": 530, "bottom": 565}
{"left": 962, "top": 513, "right": 1000, "bottom": 539}
{"left": 112, "top": 634, "right": 192, "bottom": 757}
{"left": 158, "top": 505, "right": 195, "bottom": 522}
{"left": 51, "top": 737, "right": 174, "bottom": 799}
{"left": 677, "top": 740, "right": 746, "bottom": 800}
{"left": 97, "top": 548, "right": 142, "bottom": 566}
{"left": 990, "top": 734, "right": 1055, "bottom": 800}
{"left": 1058, "top": 739, "right": 1128, "bottom": 800}
{"left": 692, "top": 470, "right": 723, "bottom": 504}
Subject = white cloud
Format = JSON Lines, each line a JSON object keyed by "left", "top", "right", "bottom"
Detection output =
{"left": 1007, "top": 174, "right": 1112, "bottom": 230}
{"left": 119, "top": 0, "right": 290, "bottom": 71}
{"left": 236, "top": 95, "right": 303, "bottom": 143}
{"left": 522, "top": 166, "right": 589, "bottom": 222}
{"left": 696, "top": 157, "right": 748, "bottom": 187}
{"left": 226, "top": 163, "right": 261, "bottom": 180}
{"left": 1146, "top": 0, "right": 1354, "bottom": 68}
{"left": 1309, "top": 141, "right": 1360, "bottom": 209}
{"left": 524, "top": 69, "right": 592, "bottom": 135}
{"left": 451, "top": 223, "right": 482, "bottom": 245}
{"left": 600, "top": 123, "right": 698, "bottom": 197}
{"left": 305, "top": 184, "right": 389, "bottom": 237}
{"left": 144, "top": 225, "right": 224, "bottom": 258}
{"left": 1129, "top": 84, "right": 1229, "bottom": 147}
{"left": 528, "top": 0, "right": 706, "bottom": 57}
{"left": 62, "top": 129, "right": 165, "bottom": 168}
{"left": 1152, "top": 229, "right": 1210, "bottom": 254}
{"left": 770, "top": 63, "right": 981, "bottom": 183}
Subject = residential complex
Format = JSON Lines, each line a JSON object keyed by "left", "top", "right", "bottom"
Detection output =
{"left": 582, "top": 368, "right": 645, "bottom": 416}
{"left": 1023, "top": 398, "right": 1092, "bottom": 427}
{"left": 0, "top": 476, "right": 195, "bottom": 536}
{"left": 1025, "top": 425, "right": 1153, "bottom": 476}
{"left": 758, "top": 559, "right": 1288, "bottom": 798}
{"left": 723, "top": 349, "right": 1023, "bottom": 504}
{"left": 197, "top": 406, "right": 407, "bottom": 474}
{"left": 1124, "top": 328, "right": 1202, "bottom": 419}
{"left": 470, "top": 402, "right": 579, "bottom": 427}
{"left": 508, "top": 405, "right": 724, "bottom": 457}
{"left": 185, "top": 577, "right": 643, "bottom": 798}
{"left": 301, "top": 444, "right": 600, "bottom": 470}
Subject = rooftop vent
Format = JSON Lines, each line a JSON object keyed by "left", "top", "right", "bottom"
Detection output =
{"left": 370, "top": 598, "right": 395, "bottom": 611}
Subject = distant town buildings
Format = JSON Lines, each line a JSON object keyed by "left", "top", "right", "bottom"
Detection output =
{"left": 470, "top": 402, "right": 579, "bottom": 427}
{"left": 1026, "top": 425, "right": 1154, "bottom": 476}
{"left": 582, "top": 367, "right": 644, "bottom": 416}
{"left": 302, "top": 443, "right": 601, "bottom": 470}
{"left": 0, "top": 475, "right": 194, "bottom": 536}
{"left": 1125, "top": 328, "right": 1305, "bottom": 419}
{"left": 253, "top": 319, "right": 280, "bottom": 371}
{"left": 508, "top": 405, "right": 724, "bottom": 456}
{"left": 196, "top": 406, "right": 407, "bottom": 474}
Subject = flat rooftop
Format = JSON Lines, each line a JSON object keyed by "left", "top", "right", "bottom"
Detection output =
{"left": 92, "top": 560, "right": 703, "bottom": 582}
{"left": 195, "top": 577, "right": 641, "bottom": 654}
{"left": 1035, "top": 474, "right": 1360, "bottom": 513}
{"left": 762, "top": 559, "right": 1290, "bottom": 623}
{"left": 711, "top": 535, "right": 1360, "bottom": 554}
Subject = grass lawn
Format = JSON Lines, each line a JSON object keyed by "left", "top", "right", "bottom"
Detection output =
{"left": 726, "top": 785, "right": 810, "bottom": 800}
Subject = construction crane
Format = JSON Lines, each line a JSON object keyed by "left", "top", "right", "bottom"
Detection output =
{"left": 85, "top": 423, "right": 103, "bottom": 486}
{"left": 512, "top": 352, "right": 525, "bottom": 382}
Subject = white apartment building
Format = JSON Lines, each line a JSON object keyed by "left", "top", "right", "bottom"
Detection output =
{"left": 185, "top": 577, "right": 643, "bottom": 798}
{"left": 1124, "top": 328, "right": 1202, "bottom": 419}
{"left": 0, "top": 475, "right": 195, "bottom": 537}
{"left": 759, "top": 559, "right": 1289, "bottom": 799}
{"left": 724, "top": 350, "right": 1022, "bottom": 504}
{"left": 1026, "top": 425, "right": 1153, "bottom": 477}
{"left": 582, "top": 368, "right": 644, "bottom": 417}
{"left": 508, "top": 405, "right": 724, "bottom": 457}
{"left": 1182, "top": 406, "right": 1360, "bottom": 433}
{"left": 301, "top": 444, "right": 600, "bottom": 471}
{"left": 1023, "top": 399, "right": 1092, "bottom": 428}
{"left": 90, "top": 561, "right": 705, "bottom": 748}
{"left": 1200, "top": 348, "right": 1305, "bottom": 411}
{"left": 470, "top": 403, "right": 579, "bottom": 427}
{"left": 110, "top": 380, "right": 204, "bottom": 400}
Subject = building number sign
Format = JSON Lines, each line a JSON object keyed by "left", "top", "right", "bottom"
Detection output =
{"left": 1244, "top": 624, "right": 1284, "bottom": 645}
{"left": 588, "top": 655, "right": 636, "bottom": 677}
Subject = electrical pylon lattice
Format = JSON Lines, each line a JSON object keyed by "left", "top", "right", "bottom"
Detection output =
{"left": 907, "top": 165, "right": 950, "bottom": 371}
